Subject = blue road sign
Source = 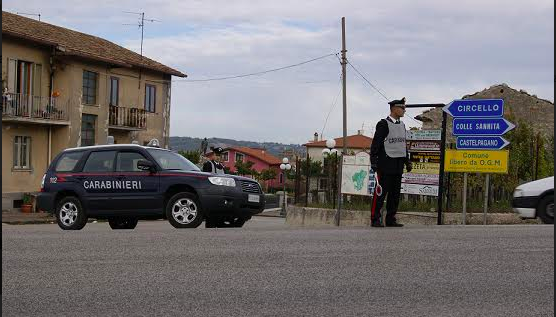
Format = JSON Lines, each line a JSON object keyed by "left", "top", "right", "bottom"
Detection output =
{"left": 453, "top": 118, "right": 516, "bottom": 136}
{"left": 456, "top": 136, "right": 510, "bottom": 150}
{"left": 443, "top": 99, "right": 504, "bottom": 117}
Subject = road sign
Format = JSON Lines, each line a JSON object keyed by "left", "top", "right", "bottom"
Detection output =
{"left": 456, "top": 136, "right": 510, "bottom": 150}
{"left": 444, "top": 150, "right": 509, "bottom": 173}
{"left": 443, "top": 99, "right": 504, "bottom": 117}
{"left": 452, "top": 118, "right": 516, "bottom": 136}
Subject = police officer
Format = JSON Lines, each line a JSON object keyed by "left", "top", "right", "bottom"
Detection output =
{"left": 202, "top": 146, "right": 226, "bottom": 175}
{"left": 370, "top": 97, "right": 412, "bottom": 227}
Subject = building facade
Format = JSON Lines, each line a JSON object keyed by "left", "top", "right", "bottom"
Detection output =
{"left": 2, "top": 12, "right": 186, "bottom": 210}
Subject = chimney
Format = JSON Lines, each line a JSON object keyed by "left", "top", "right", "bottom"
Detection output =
{"left": 357, "top": 130, "right": 364, "bottom": 135}
{"left": 314, "top": 132, "right": 318, "bottom": 142}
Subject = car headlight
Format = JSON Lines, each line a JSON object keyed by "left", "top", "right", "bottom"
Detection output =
{"left": 513, "top": 189, "right": 524, "bottom": 198}
{"left": 208, "top": 177, "right": 236, "bottom": 187}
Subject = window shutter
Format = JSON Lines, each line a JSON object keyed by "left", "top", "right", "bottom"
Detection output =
{"left": 33, "top": 64, "right": 42, "bottom": 97}
{"left": 7, "top": 59, "right": 17, "bottom": 93}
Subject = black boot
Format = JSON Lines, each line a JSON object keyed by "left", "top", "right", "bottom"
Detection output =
{"left": 371, "top": 220, "right": 384, "bottom": 227}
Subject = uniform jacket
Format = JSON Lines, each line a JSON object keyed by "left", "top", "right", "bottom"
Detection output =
{"left": 370, "top": 117, "right": 410, "bottom": 175}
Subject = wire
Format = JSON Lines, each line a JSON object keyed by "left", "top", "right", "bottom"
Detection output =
{"left": 345, "top": 59, "right": 389, "bottom": 101}
{"left": 174, "top": 53, "right": 338, "bottom": 82}
{"left": 321, "top": 76, "right": 343, "bottom": 139}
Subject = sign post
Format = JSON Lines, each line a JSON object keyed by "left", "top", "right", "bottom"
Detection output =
{"left": 443, "top": 99, "right": 513, "bottom": 225}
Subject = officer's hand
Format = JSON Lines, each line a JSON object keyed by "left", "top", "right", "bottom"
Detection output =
{"left": 406, "top": 162, "right": 413, "bottom": 173}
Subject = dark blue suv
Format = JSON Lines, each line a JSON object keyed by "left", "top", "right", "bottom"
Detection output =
{"left": 37, "top": 144, "right": 265, "bottom": 230}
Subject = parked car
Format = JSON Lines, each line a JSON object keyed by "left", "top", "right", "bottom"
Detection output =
{"left": 512, "top": 176, "right": 554, "bottom": 224}
{"left": 37, "top": 140, "right": 265, "bottom": 230}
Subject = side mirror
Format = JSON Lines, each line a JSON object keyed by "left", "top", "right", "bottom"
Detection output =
{"left": 137, "top": 160, "right": 155, "bottom": 172}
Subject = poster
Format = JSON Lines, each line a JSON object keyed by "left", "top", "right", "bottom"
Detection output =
{"left": 341, "top": 152, "right": 372, "bottom": 196}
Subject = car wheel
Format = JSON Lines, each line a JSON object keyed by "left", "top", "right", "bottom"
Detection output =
{"left": 108, "top": 218, "right": 139, "bottom": 230}
{"left": 537, "top": 194, "right": 554, "bottom": 224}
{"left": 56, "top": 196, "right": 87, "bottom": 230}
{"left": 166, "top": 192, "right": 204, "bottom": 228}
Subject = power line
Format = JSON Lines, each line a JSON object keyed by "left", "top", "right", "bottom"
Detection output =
{"left": 175, "top": 53, "right": 338, "bottom": 82}
{"left": 321, "top": 76, "right": 343, "bottom": 140}
{"left": 345, "top": 59, "right": 389, "bottom": 101}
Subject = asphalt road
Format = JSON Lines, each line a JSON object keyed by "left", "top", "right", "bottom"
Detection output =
{"left": 2, "top": 219, "right": 554, "bottom": 317}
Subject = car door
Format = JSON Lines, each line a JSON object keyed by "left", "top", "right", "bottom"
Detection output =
{"left": 113, "top": 150, "right": 160, "bottom": 214}
{"left": 79, "top": 150, "right": 119, "bottom": 213}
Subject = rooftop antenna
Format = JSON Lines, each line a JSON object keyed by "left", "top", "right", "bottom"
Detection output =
{"left": 122, "top": 11, "right": 161, "bottom": 87}
{"left": 16, "top": 12, "right": 41, "bottom": 21}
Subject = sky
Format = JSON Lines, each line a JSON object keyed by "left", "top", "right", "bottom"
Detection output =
{"left": 3, "top": 0, "right": 554, "bottom": 144}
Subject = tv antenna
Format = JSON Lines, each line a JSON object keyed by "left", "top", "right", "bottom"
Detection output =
{"left": 17, "top": 12, "right": 41, "bottom": 21}
{"left": 123, "top": 11, "right": 161, "bottom": 87}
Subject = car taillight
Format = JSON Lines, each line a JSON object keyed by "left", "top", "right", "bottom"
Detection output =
{"left": 40, "top": 174, "right": 46, "bottom": 192}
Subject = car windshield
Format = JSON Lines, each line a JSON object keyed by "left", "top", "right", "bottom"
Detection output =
{"left": 147, "top": 149, "right": 200, "bottom": 172}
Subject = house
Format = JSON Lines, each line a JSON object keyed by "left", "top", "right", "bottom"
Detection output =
{"left": 207, "top": 146, "right": 285, "bottom": 190}
{"left": 303, "top": 132, "right": 373, "bottom": 196}
{"left": 1, "top": 11, "right": 187, "bottom": 210}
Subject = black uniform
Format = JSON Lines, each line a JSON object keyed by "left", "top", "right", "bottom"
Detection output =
{"left": 370, "top": 117, "right": 411, "bottom": 226}
{"left": 202, "top": 160, "right": 225, "bottom": 174}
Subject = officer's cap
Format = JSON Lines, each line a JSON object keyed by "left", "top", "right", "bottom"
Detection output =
{"left": 209, "top": 146, "right": 224, "bottom": 155}
{"left": 388, "top": 97, "right": 406, "bottom": 107}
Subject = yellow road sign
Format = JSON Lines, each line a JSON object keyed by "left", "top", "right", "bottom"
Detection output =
{"left": 444, "top": 150, "right": 509, "bottom": 173}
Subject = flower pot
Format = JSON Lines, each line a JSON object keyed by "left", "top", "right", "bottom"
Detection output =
{"left": 21, "top": 204, "right": 33, "bottom": 213}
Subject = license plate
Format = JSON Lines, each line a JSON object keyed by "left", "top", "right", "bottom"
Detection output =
{"left": 248, "top": 194, "right": 260, "bottom": 203}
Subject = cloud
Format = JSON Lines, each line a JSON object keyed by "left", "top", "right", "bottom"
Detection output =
{"left": 3, "top": 0, "right": 553, "bottom": 144}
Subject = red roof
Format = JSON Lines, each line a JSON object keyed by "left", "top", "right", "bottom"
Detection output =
{"left": 230, "top": 147, "right": 282, "bottom": 165}
{"left": 304, "top": 134, "right": 373, "bottom": 149}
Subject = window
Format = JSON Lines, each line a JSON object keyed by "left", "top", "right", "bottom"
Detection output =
{"left": 319, "top": 178, "right": 328, "bottom": 190}
{"left": 7, "top": 59, "right": 42, "bottom": 96}
{"left": 81, "top": 114, "right": 97, "bottom": 147}
{"left": 147, "top": 149, "right": 200, "bottom": 172}
{"left": 55, "top": 152, "right": 85, "bottom": 172}
{"left": 83, "top": 151, "right": 116, "bottom": 172}
{"left": 145, "top": 84, "right": 156, "bottom": 112}
{"left": 110, "top": 77, "right": 119, "bottom": 106}
{"left": 82, "top": 70, "right": 98, "bottom": 105}
{"left": 222, "top": 152, "right": 229, "bottom": 162}
{"left": 116, "top": 152, "right": 148, "bottom": 172}
{"left": 235, "top": 153, "right": 245, "bottom": 162}
{"left": 13, "top": 136, "right": 31, "bottom": 169}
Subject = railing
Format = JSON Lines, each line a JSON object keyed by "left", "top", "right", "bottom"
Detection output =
{"left": 2, "top": 92, "right": 69, "bottom": 121}
{"left": 109, "top": 106, "right": 147, "bottom": 129}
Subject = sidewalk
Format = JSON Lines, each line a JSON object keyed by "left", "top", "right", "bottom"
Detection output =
{"left": 2, "top": 208, "right": 285, "bottom": 225}
{"left": 2, "top": 211, "right": 55, "bottom": 225}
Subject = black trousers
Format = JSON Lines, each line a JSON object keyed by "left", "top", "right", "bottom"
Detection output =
{"left": 371, "top": 172, "right": 403, "bottom": 224}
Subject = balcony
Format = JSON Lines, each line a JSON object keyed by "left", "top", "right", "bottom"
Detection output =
{"left": 109, "top": 106, "right": 147, "bottom": 130}
{"left": 2, "top": 93, "right": 70, "bottom": 125}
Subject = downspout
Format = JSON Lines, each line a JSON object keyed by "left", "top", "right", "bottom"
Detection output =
{"left": 48, "top": 126, "right": 52, "bottom": 166}
{"left": 48, "top": 47, "right": 56, "bottom": 166}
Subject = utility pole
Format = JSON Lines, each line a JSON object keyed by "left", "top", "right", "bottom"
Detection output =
{"left": 336, "top": 17, "right": 348, "bottom": 226}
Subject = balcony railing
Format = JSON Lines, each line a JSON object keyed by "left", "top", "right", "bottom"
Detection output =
{"left": 2, "top": 93, "right": 69, "bottom": 122}
{"left": 109, "top": 106, "right": 147, "bottom": 130}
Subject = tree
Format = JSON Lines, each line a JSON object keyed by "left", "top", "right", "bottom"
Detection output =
{"left": 260, "top": 168, "right": 278, "bottom": 191}
{"left": 235, "top": 160, "right": 256, "bottom": 176}
{"left": 179, "top": 150, "right": 201, "bottom": 165}
{"left": 298, "top": 158, "right": 324, "bottom": 177}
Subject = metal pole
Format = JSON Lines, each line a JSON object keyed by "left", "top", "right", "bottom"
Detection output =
{"left": 337, "top": 16, "right": 348, "bottom": 227}
{"left": 283, "top": 175, "right": 287, "bottom": 217}
{"left": 534, "top": 133, "right": 540, "bottom": 180}
{"left": 463, "top": 173, "right": 468, "bottom": 225}
{"left": 483, "top": 174, "right": 490, "bottom": 225}
{"left": 437, "top": 110, "right": 448, "bottom": 225}
{"left": 336, "top": 154, "right": 343, "bottom": 226}
{"left": 305, "top": 152, "right": 310, "bottom": 207}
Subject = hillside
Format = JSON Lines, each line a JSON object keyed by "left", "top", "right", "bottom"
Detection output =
{"left": 169, "top": 137, "right": 306, "bottom": 157}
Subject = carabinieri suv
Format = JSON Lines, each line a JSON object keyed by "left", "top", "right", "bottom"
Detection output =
{"left": 37, "top": 143, "right": 265, "bottom": 230}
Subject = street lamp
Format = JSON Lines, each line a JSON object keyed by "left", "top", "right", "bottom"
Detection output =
{"left": 280, "top": 158, "right": 292, "bottom": 217}
{"left": 322, "top": 139, "right": 338, "bottom": 207}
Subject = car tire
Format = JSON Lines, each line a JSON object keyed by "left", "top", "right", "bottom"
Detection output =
{"left": 537, "top": 194, "right": 554, "bottom": 224}
{"left": 166, "top": 192, "right": 204, "bottom": 228}
{"left": 108, "top": 218, "right": 139, "bottom": 230}
{"left": 56, "top": 196, "right": 88, "bottom": 230}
